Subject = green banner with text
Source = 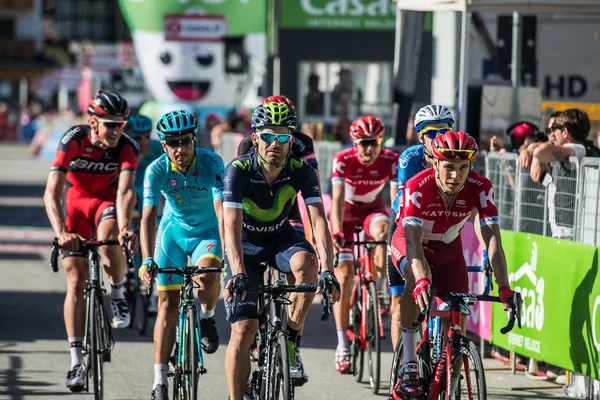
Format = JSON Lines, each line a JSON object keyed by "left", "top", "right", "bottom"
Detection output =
{"left": 491, "top": 230, "right": 600, "bottom": 380}
{"left": 280, "top": 0, "right": 396, "bottom": 30}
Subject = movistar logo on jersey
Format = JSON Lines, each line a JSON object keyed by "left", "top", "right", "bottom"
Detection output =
{"left": 289, "top": 158, "right": 305, "bottom": 170}
{"left": 233, "top": 159, "right": 252, "bottom": 171}
{"left": 242, "top": 184, "right": 297, "bottom": 222}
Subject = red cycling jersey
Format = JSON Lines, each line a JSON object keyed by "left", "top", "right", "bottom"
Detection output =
{"left": 51, "top": 125, "right": 139, "bottom": 197}
{"left": 50, "top": 125, "right": 139, "bottom": 245}
{"left": 331, "top": 147, "right": 398, "bottom": 253}
{"left": 390, "top": 168, "right": 498, "bottom": 292}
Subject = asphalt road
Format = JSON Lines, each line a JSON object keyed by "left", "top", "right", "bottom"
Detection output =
{"left": 0, "top": 144, "right": 570, "bottom": 400}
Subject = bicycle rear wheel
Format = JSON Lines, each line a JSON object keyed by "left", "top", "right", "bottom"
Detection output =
{"left": 263, "top": 331, "right": 293, "bottom": 400}
{"left": 439, "top": 339, "right": 486, "bottom": 400}
{"left": 366, "top": 281, "right": 381, "bottom": 394}
{"left": 349, "top": 280, "right": 364, "bottom": 382}
{"left": 184, "top": 307, "right": 199, "bottom": 400}
{"left": 88, "top": 288, "right": 104, "bottom": 400}
{"left": 135, "top": 292, "right": 149, "bottom": 336}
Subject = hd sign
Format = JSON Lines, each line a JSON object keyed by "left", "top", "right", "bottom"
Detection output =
{"left": 280, "top": 0, "right": 396, "bottom": 30}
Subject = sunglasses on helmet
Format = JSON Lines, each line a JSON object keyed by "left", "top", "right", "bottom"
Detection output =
{"left": 164, "top": 137, "right": 195, "bottom": 148}
{"left": 436, "top": 148, "right": 477, "bottom": 159}
{"left": 97, "top": 119, "right": 127, "bottom": 130}
{"left": 257, "top": 132, "right": 293, "bottom": 145}
{"left": 355, "top": 138, "right": 382, "bottom": 147}
{"left": 419, "top": 126, "right": 451, "bottom": 139}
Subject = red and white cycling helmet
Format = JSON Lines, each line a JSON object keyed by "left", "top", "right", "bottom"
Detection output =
{"left": 262, "top": 95, "right": 297, "bottom": 113}
{"left": 349, "top": 116, "right": 385, "bottom": 141}
{"left": 431, "top": 131, "right": 478, "bottom": 161}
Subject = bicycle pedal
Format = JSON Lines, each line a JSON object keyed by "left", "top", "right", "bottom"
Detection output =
{"left": 292, "top": 376, "right": 308, "bottom": 387}
{"left": 199, "top": 367, "right": 208, "bottom": 375}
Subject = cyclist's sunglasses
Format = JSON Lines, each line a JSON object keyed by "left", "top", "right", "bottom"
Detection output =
{"left": 258, "top": 132, "right": 293, "bottom": 145}
{"left": 133, "top": 133, "right": 151, "bottom": 141}
{"left": 437, "top": 148, "right": 477, "bottom": 159}
{"left": 97, "top": 119, "right": 127, "bottom": 130}
{"left": 164, "top": 137, "right": 195, "bottom": 148}
{"left": 419, "top": 126, "right": 451, "bottom": 139}
{"left": 355, "top": 138, "right": 382, "bottom": 147}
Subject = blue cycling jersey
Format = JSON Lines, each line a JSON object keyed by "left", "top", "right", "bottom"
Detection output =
{"left": 392, "top": 144, "right": 427, "bottom": 214}
{"left": 134, "top": 140, "right": 164, "bottom": 199}
{"left": 143, "top": 148, "right": 224, "bottom": 231}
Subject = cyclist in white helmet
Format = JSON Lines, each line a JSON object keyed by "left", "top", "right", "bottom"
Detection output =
{"left": 388, "top": 104, "right": 455, "bottom": 350}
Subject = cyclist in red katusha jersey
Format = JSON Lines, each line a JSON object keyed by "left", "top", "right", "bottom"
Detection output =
{"left": 390, "top": 131, "right": 519, "bottom": 399}
{"left": 43, "top": 90, "right": 140, "bottom": 393}
{"left": 329, "top": 116, "right": 398, "bottom": 374}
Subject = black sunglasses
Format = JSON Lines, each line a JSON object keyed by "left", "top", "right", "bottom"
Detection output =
{"left": 165, "top": 137, "right": 195, "bottom": 148}
{"left": 547, "top": 125, "right": 565, "bottom": 134}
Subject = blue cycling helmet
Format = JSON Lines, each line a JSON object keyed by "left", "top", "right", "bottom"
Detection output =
{"left": 156, "top": 110, "right": 198, "bottom": 140}
{"left": 125, "top": 114, "right": 153, "bottom": 137}
{"left": 251, "top": 102, "right": 297, "bottom": 131}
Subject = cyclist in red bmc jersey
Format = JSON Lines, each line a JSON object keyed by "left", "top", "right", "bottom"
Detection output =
{"left": 390, "top": 131, "right": 519, "bottom": 398}
{"left": 330, "top": 116, "right": 398, "bottom": 373}
{"left": 43, "top": 90, "right": 139, "bottom": 392}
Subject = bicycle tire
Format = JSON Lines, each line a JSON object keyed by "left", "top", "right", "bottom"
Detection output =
{"left": 438, "top": 339, "right": 486, "bottom": 400}
{"left": 349, "top": 281, "right": 364, "bottom": 382}
{"left": 366, "top": 281, "right": 381, "bottom": 394}
{"left": 135, "top": 292, "right": 149, "bottom": 336}
{"left": 264, "top": 331, "right": 293, "bottom": 400}
{"left": 170, "top": 343, "right": 180, "bottom": 400}
{"left": 125, "top": 269, "right": 137, "bottom": 331}
{"left": 89, "top": 288, "right": 104, "bottom": 400}
{"left": 185, "top": 307, "right": 199, "bottom": 400}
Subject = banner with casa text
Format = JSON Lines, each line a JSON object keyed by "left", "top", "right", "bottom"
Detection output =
{"left": 491, "top": 230, "right": 600, "bottom": 380}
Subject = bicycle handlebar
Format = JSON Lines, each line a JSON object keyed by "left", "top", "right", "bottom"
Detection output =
{"left": 145, "top": 265, "right": 222, "bottom": 297}
{"left": 50, "top": 235, "right": 135, "bottom": 273}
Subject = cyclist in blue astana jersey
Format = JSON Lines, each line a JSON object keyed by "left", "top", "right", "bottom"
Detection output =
{"left": 138, "top": 110, "right": 225, "bottom": 400}
{"left": 388, "top": 104, "right": 455, "bottom": 350}
{"left": 222, "top": 102, "right": 340, "bottom": 400}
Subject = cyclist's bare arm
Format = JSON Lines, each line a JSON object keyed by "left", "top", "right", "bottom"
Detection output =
{"left": 224, "top": 207, "right": 245, "bottom": 277}
{"left": 214, "top": 198, "right": 225, "bottom": 255}
{"left": 331, "top": 182, "right": 345, "bottom": 239}
{"left": 43, "top": 170, "right": 67, "bottom": 236}
{"left": 404, "top": 224, "right": 431, "bottom": 281}
{"left": 306, "top": 202, "right": 335, "bottom": 273}
{"left": 140, "top": 205, "right": 158, "bottom": 261}
{"left": 390, "top": 181, "right": 398, "bottom": 206}
{"left": 480, "top": 224, "right": 510, "bottom": 287}
{"left": 116, "top": 170, "right": 136, "bottom": 233}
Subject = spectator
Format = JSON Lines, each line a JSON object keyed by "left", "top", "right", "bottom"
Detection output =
{"left": 523, "top": 109, "right": 600, "bottom": 240}
{"left": 197, "top": 112, "right": 220, "bottom": 150}
{"left": 305, "top": 73, "right": 324, "bottom": 116}
{"left": 332, "top": 116, "right": 352, "bottom": 150}
{"left": 331, "top": 68, "right": 362, "bottom": 116}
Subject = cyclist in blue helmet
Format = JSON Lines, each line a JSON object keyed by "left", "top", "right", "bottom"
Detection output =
{"left": 139, "top": 110, "right": 225, "bottom": 399}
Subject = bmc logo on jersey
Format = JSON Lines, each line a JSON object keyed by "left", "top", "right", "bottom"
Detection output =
{"left": 71, "top": 159, "right": 118, "bottom": 172}
{"left": 404, "top": 189, "right": 422, "bottom": 208}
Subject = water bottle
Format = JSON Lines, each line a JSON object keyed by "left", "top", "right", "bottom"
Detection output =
{"left": 563, "top": 384, "right": 586, "bottom": 398}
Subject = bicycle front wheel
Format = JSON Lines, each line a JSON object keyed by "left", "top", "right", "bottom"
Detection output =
{"left": 135, "top": 292, "right": 149, "bottom": 336}
{"left": 88, "top": 288, "right": 104, "bottom": 400}
{"left": 349, "top": 280, "right": 364, "bottom": 382}
{"left": 366, "top": 281, "right": 381, "bottom": 394}
{"left": 439, "top": 339, "right": 486, "bottom": 400}
{"left": 184, "top": 307, "right": 199, "bottom": 400}
{"left": 263, "top": 331, "right": 293, "bottom": 400}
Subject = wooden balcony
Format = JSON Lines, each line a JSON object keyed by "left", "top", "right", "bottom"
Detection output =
{"left": 0, "top": 39, "right": 36, "bottom": 61}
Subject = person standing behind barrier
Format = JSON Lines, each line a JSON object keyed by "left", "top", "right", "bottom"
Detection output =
{"left": 522, "top": 109, "right": 600, "bottom": 240}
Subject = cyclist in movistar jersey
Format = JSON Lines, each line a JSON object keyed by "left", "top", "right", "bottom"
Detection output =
{"left": 389, "top": 104, "right": 455, "bottom": 350}
{"left": 138, "top": 110, "right": 225, "bottom": 400}
{"left": 222, "top": 102, "right": 340, "bottom": 400}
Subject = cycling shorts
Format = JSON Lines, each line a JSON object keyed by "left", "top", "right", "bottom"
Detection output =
{"left": 154, "top": 220, "right": 222, "bottom": 291}
{"left": 223, "top": 225, "right": 315, "bottom": 324}
{"left": 336, "top": 203, "right": 390, "bottom": 262}
{"left": 390, "top": 227, "right": 468, "bottom": 293}
{"left": 64, "top": 185, "right": 116, "bottom": 258}
{"left": 387, "top": 221, "right": 405, "bottom": 295}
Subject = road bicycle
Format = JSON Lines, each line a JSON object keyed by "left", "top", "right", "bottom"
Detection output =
{"left": 50, "top": 236, "right": 135, "bottom": 400}
{"left": 147, "top": 264, "right": 222, "bottom": 400}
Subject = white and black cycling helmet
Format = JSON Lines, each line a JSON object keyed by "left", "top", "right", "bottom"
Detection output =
{"left": 414, "top": 104, "right": 455, "bottom": 132}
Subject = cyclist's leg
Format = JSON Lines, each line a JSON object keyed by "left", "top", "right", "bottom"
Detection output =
{"left": 388, "top": 226, "right": 406, "bottom": 349}
{"left": 95, "top": 202, "right": 130, "bottom": 328}
{"left": 63, "top": 189, "right": 94, "bottom": 390}
{"left": 190, "top": 229, "right": 222, "bottom": 354}
{"left": 223, "top": 242, "right": 262, "bottom": 400}
{"left": 152, "top": 221, "right": 187, "bottom": 393}
{"left": 364, "top": 211, "right": 392, "bottom": 316}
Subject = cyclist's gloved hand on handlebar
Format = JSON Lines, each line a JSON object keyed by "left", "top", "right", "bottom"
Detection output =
{"left": 138, "top": 257, "right": 157, "bottom": 286}
{"left": 57, "top": 231, "right": 82, "bottom": 252}
{"left": 224, "top": 273, "right": 249, "bottom": 302}
{"left": 118, "top": 229, "right": 138, "bottom": 255}
{"left": 412, "top": 278, "right": 431, "bottom": 312}
{"left": 317, "top": 270, "right": 340, "bottom": 303}
{"left": 499, "top": 285, "right": 520, "bottom": 312}
{"left": 332, "top": 232, "right": 345, "bottom": 250}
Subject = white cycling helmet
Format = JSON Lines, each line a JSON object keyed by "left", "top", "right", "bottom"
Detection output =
{"left": 414, "top": 104, "right": 455, "bottom": 132}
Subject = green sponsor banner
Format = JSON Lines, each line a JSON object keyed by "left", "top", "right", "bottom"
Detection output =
{"left": 118, "top": 0, "right": 266, "bottom": 35}
{"left": 491, "top": 230, "right": 600, "bottom": 379}
{"left": 280, "top": 0, "right": 396, "bottom": 30}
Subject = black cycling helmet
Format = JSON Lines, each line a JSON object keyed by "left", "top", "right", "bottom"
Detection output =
{"left": 125, "top": 114, "right": 153, "bottom": 137}
{"left": 88, "top": 90, "right": 130, "bottom": 118}
{"left": 251, "top": 102, "right": 297, "bottom": 131}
